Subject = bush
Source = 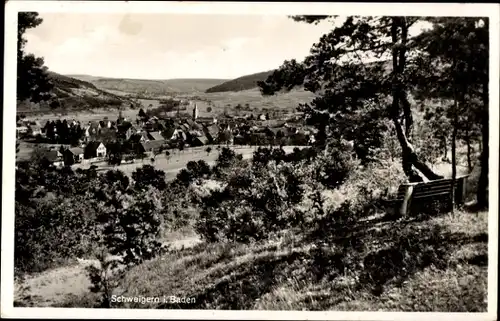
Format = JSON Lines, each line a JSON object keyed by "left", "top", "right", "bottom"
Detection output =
{"left": 132, "top": 165, "right": 167, "bottom": 191}
{"left": 195, "top": 161, "right": 309, "bottom": 243}
{"left": 212, "top": 147, "right": 245, "bottom": 180}
{"left": 15, "top": 196, "right": 98, "bottom": 274}
{"left": 175, "top": 160, "right": 212, "bottom": 187}
{"left": 313, "top": 144, "right": 357, "bottom": 189}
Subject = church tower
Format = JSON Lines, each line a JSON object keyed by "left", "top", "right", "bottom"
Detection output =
{"left": 192, "top": 103, "right": 199, "bottom": 121}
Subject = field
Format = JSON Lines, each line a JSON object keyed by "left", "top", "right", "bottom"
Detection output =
{"left": 20, "top": 103, "right": 157, "bottom": 124}
{"left": 19, "top": 86, "right": 313, "bottom": 126}
{"left": 68, "top": 75, "right": 228, "bottom": 95}
{"left": 71, "top": 145, "right": 306, "bottom": 180}
{"left": 182, "top": 88, "right": 316, "bottom": 116}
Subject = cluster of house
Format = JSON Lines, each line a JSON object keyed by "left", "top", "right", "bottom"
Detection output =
{"left": 16, "top": 120, "right": 43, "bottom": 137}
{"left": 18, "top": 105, "right": 317, "bottom": 166}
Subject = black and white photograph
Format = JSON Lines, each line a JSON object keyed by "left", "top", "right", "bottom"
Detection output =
{"left": 2, "top": 1, "right": 499, "bottom": 320}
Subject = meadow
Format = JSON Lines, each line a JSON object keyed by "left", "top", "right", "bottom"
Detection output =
{"left": 183, "top": 88, "right": 316, "bottom": 117}
{"left": 72, "top": 145, "right": 306, "bottom": 180}
{"left": 19, "top": 86, "right": 313, "bottom": 127}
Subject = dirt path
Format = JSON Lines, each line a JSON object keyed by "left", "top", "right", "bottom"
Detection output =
{"left": 16, "top": 263, "right": 93, "bottom": 307}
{"left": 15, "top": 236, "right": 202, "bottom": 307}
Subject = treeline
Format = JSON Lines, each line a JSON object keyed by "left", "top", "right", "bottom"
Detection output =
{"left": 38, "top": 120, "right": 85, "bottom": 145}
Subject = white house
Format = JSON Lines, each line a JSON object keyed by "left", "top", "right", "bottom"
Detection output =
{"left": 84, "top": 141, "right": 107, "bottom": 159}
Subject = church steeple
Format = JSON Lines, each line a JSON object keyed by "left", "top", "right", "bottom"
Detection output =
{"left": 192, "top": 103, "right": 199, "bottom": 121}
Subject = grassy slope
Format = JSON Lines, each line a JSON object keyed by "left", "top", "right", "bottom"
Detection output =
{"left": 15, "top": 151, "right": 488, "bottom": 310}
{"left": 180, "top": 87, "right": 316, "bottom": 116}
{"left": 55, "top": 210, "right": 487, "bottom": 311}
{"left": 205, "top": 70, "right": 274, "bottom": 93}
{"left": 68, "top": 75, "right": 228, "bottom": 95}
{"left": 17, "top": 72, "right": 135, "bottom": 113}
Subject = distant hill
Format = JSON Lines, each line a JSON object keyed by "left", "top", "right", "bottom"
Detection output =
{"left": 68, "top": 75, "right": 228, "bottom": 95}
{"left": 205, "top": 60, "right": 395, "bottom": 94}
{"left": 205, "top": 70, "right": 274, "bottom": 93}
{"left": 17, "top": 72, "right": 136, "bottom": 113}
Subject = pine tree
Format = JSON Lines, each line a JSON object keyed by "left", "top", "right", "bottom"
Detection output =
{"left": 411, "top": 17, "right": 488, "bottom": 208}
{"left": 258, "top": 16, "right": 445, "bottom": 182}
{"left": 17, "top": 12, "right": 53, "bottom": 103}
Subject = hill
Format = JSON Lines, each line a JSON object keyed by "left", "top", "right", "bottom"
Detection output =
{"left": 205, "top": 70, "right": 274, "bottom": 93}
{"left": 68, "top": 75, "right": 228, "bottom": 95}
{"left": 204, "top": 60, "right": 395, "bottom": 94}
{"left": 17, "top": 72, "right": 136, "bottom": 113}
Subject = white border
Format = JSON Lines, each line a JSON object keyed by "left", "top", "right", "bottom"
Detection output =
{"left": 2, "top": 2, "right": 499, "bottom": 320}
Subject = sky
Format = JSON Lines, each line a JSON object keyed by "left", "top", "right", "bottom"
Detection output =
{"left": 24, "top": 13, "right": 338, "bottom": 80}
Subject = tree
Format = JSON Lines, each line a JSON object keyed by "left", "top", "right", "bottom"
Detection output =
{"left": 205, "top": 146, "right": 212, "bottom": 156}
{"left": 138, "top": 108, "right": 147, "bottom": 119}
{"left": 86, "top": 187, "right": 165, "bottom": 308}
{"left": 411, "top": 17, "right": 488, "bottom": 207}
{"left": 178, "top": 139, "right": 185, "bottom": 153}
{"left": 106, "top": 141, "right": 124, "bottom": 166}
{"left": 258, "top": 16, "right": 445, "bottom": 183}
{"left": 207, "top": 106, "right": 212, "bottom": 113}
{"left": 136, "top": 151, "right": 146, "bottom": 163}
{"left": 17, "top": 12, "right": 53, "bottom": 103}
{"left": 253, "top": 147, "right": 273, "bottom": 167}
{"left": 165, "top": 150, "right": 171, "bottom": 163}
{"left": 132, "top": 165, "right": 167, "bottom": 191}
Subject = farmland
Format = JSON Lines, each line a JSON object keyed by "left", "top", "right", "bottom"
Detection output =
{"left": 68, "top": 75, "right": 228, "bottom": 95}
{"left": 19, "top": 87, "right": 314, "bottom": 126}
{"left": 72, "top": 145, "right": 306, "bottom": 180}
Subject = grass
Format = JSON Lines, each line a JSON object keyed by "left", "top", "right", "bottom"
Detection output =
{"left": 178, "top": 88, "right": 316, "bottom": 117}
{"left": 19, "top": 87, "right": 311, "bottom": 132}
{"left": 69, "top": 76, "right": 227, "bottom": 95}
{"left": 71, "top": 145, "right": 305, "bottom": 178}
{"left": 51, "top": 208, "right": 487, "bottom": 311}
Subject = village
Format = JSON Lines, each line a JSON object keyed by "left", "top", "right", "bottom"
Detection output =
{"left": 16, "top": 101, "right": 317, "bottom": 168}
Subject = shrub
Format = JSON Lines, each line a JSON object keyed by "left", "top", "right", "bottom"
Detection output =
{"left": 85, "top": 187, "right": 167, "bottom": 308}
{"left": 313, "top": 144, "right": 357, "bottom": 190}
{"left": 14, "top": 196, "right": 98, "bottom": 274}
{"left": 212, "top": 147, "right": 245, "bottom": 181}
{"left": 195, "top": 161, "right": 308, "bottom": 243}
{"left": 132, "top": 165, "right": 167, "bottom": 191}
{"left": 175, "top": 160, "right": 212, "bottom": 187}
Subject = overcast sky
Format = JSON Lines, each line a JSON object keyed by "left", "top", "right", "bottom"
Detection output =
{"left": 24, "top": 13, "right": 338, "bottom": 80}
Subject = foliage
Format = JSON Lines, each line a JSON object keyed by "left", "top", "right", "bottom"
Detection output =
{"left": 196, "top": 161, "right": 310, "bottom": 243}
{"left": 313, "top": 144, "right": 357, "bottom": 189}
{"left": 84, "top": 184, "right": 167, "bottom": 307}
{"left": 14, "top": 195, "right": 98, "bottom": 274}
{"left": 410, "top": 17, "right": 488, "bottom": 206}
{"left": 132, "top": 165, "right": 167, "bottom": 191}
{"left": 138, "top": 108, "right": 147, "bottom": 119}
{"left": 146, "top": 98, "right": 181, "bottom": 117}
{"left": 257, "top": 16, "right": 452, "bottom": 182}
{"left": 42, "top": 118, "right": 88, "bottom": 145}
{"left": 212, "top": 147, "right": 245, "bottom": 180}
{"left": 176, "top": 160, "right": 212, "bottom": 187}
{"left": 17, "top": 12, "right": 53, "bottom": 103}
